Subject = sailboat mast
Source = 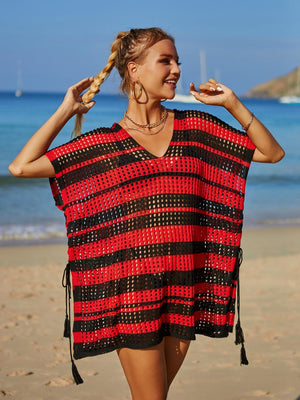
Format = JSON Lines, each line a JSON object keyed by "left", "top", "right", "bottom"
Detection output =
{"left": 200, "top": 51, "right": 207, "bottom": 84}
{"left": 15, "top": 60, "right": 23, "bottom": 97}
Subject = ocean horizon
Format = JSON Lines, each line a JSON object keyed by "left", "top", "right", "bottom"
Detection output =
{"left": 1, "top": 92, "right": 299, "bottom": 246}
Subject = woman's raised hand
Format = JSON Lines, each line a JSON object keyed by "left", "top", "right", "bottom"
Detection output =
{"left": 190, "top": 78, "right": 284, "bottom": 163}
{"left": 62, "top": 77, "right": 96, "bottom": 116}
{"left": 8, "top": 77, "right": 97, "bottom": 179}
{"left": 190, "top": 79, "right": 238, "bottom": 109}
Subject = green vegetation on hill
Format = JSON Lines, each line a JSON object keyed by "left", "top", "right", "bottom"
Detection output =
{"left": 244, "top": 66, "right": 300, "bottom": 99}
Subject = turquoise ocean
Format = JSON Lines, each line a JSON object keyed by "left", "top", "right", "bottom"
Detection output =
{"left": 1, "top": 92, "right": 299, "bottom": 246}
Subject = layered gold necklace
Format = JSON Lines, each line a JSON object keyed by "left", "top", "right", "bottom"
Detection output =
{"left": 124, "top": 107, "right": 168, "bottom": 135}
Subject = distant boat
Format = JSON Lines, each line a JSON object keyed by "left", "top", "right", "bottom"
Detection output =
{"left": 15, "top": 89, "right": 23, "bottom": 98}
{"left": 171, "top": 93, "right": 198, "bottom": 103}
{"left": 279, "top": 67, "right": 300, "bottom": 104}
{"left": 279, "top": 95, "right": 300, "bottom": 104}
{"left": 15, "top": 61, "right": 23, "bottom": 97}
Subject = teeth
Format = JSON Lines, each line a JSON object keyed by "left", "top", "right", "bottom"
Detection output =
{"left": 165, "top": 80, "right": 176, "bottom": 84}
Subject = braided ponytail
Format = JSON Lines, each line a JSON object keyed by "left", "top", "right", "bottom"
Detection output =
{"left": 72, "top": 31, "right": 129, "bottom": 137}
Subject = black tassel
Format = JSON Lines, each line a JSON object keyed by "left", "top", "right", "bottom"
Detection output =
{"left": 240, "top": 344, "right": 249, "bottom": 365}
{"left": 234, "top": 248, "right": 249, "bottom": 366}
{"left": 62, "top": 264, "right": 84, "bottom": 384}
{"left": 63, "top": 315, "right": 70, "bottom": 338}
{"left": 72, "top": 360, "right": 84, "bottom": 385}
{"left": 235, "top": 320, "right": 244, "bottom": 345}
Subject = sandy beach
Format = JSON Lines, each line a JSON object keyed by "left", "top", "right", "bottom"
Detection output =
{"left": 0, "top": 226, "right": 299, "bottom": 400}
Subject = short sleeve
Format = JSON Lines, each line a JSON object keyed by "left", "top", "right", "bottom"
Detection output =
{"left": 45, "top": 134, "right": 89, "bottom": 210}
{"left": 197, "top": 110, "right": 256, "bottom": 164}
{"left": 175, "top": 109, "right": 256, "bottom": 200}
{"left": 45, "top": 142, "right": 73, "bottom": 211}
{"left": 45, "top": 126, "right": 112, "bottom": 211}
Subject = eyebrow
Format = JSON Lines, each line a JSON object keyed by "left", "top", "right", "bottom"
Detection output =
{"left": 159, "top": 53, "right": 180, "bottom": 61}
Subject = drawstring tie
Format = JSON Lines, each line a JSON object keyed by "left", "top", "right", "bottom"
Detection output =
{"left": 234, "top": 248, "right": 249, "bottom": 365}
{"left": 62, "top": 263, "right": 84, "bottom": 384}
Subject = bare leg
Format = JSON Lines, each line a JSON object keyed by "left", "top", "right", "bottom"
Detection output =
{"left": 116, "top": 337, "right": 191, "bottom": 399}
{"left": 164, "top": 336, "right": 191, "bottom": 389}
{"left": 117, "top": 340, "right": 168, "bottom": 400}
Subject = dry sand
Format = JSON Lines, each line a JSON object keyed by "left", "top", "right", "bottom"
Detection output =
{"left": 0, "top": 226, "right": 299, "bottom": 400}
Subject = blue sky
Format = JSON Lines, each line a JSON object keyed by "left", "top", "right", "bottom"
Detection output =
{"left": 1, "top": 0, "right": 300, "bottom": 96}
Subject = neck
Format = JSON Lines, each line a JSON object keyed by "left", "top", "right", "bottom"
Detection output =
{"left": 127, "top": 99, "right": 164, "bottom": 126}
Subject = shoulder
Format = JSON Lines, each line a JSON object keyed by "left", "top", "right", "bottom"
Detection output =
{"left": 172, "top": 108, "right": 217, "bottom": 126}
{"left": 172, "top": 108, "right": 246, "bottom": 136}
{"left": 74, "top": 124, "right": 120, "bottom": 145}
{"left": 46, "top": 124, "right": 121, "bottom": 164}
{"left": 172, "top": 108, "right": 218, "bottom": 124}
{"left": 171, "top": 108, "right": 217, "bottom": 132}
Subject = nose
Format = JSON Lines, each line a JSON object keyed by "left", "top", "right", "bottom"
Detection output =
{"left": 172, "top": 61, "right": 181, "bottom": 76}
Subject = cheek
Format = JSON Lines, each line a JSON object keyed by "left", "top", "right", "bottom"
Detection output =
{"left": 142, "top": 62, "right": 162, "bottom": 77}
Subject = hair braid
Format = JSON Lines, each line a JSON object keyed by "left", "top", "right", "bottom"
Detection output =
{"left": 72, "top": 31, "right": 129, "bottom": 137}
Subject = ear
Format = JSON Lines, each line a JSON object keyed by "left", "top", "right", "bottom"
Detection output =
{"left": 127, "top": 61, "right": 139, "bottom": 81}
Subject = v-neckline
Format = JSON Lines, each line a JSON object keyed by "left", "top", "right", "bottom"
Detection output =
{"left": 115, "top": 109, "right": 177, "bottom": 160}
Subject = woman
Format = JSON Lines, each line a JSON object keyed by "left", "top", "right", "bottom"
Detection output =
{"left": 9, "top": 28, "right": 284, "bottom": 400}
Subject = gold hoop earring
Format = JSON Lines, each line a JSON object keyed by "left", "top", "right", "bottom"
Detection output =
{"left": 130, "top": 81, "right": 143, "bottom": 101}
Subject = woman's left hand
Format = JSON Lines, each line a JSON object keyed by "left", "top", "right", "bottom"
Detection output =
{"left": 190, "top": 78, "right": 237, "bottom": 109}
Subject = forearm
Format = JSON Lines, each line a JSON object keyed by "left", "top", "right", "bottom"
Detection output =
{"left": 9, "top": 103, "right": 73, "bottom": 178}
{"left": 225, "top": 95, "right": 285, "bottom": 163}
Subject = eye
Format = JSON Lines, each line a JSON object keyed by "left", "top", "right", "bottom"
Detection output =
{"left": 159, "top": 58, "right": 182, "bottom": 66}
{"left": 160, "top": 58, "right": 171, "bottom": 64}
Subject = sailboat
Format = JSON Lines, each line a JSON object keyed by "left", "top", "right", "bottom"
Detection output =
{"left": 170, "top": 51, "right": 206, "bottom": 103}
{"left": 15, "top": 61, "right": 23, "bottom": 97}
{"left": 170, "top": 75, "right": 197, "bottom": 103}
{"left": 279, "top": 67, "right": 300, "bottom": 104}
{"left": 171, "top": 92, "right": 198, "bottom": 103}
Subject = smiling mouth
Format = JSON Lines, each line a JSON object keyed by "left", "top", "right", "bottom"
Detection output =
{"left": 164, "top": 80, "right": 177, "bottom": 88}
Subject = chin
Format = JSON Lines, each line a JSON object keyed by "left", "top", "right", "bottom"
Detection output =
{"left": 162, "top": 92, "right": 176, "bottom": 100}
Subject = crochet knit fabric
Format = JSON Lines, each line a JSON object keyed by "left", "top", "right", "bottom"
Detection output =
{"left": 46, "top": 109, "right": 255, "bottom": 360}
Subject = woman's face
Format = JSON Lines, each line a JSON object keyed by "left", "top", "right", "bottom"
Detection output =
{"left": 134, "top": 39, "right": 181, "bottom": 101}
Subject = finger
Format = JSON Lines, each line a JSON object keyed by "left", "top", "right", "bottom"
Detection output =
{"left": 190, "top": 82, "right": 213, "bottom": 94}
{"left": 190, "top": 83, "right": 205, "bottom": 102}
{"left": 190, "top": 82, "right": 201, "bottom": 96}
{"left": 207, "top": 78, "right": 223, "bottom": 92}
{"left": 190, "top": 82, "right": 219, "bottom": 101}
{"left": 190, "top": 80, "right": 222, "bottom": 94}
{"left": 198, "top": 84, "right": 223, "bottom": 94}
{"left": 198, "top": 83, "right": 219, "bottom": 93}
{"left": 189, "top": 82, "right": 198, "bottom": 93}
{"left": 78, "top": 100, "right": 96, "bottom": 115}
{"left": 73, "top": 77, "right": 94, "bottom": 93}
{"left": 84, "top": 100, "right": 96, "bottom": 111}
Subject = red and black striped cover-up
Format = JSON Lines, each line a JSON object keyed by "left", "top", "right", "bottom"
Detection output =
{"left": 46, "top": 109, "right": 255, "bottom": 362}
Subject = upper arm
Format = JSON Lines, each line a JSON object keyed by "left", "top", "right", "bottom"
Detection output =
{"left": 9, "top": 154, "right": 55, "bottom": 178}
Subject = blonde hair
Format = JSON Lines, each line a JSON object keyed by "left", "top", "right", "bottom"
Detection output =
{"left": 73, "top": 28, "right": 175, "bottom": 137}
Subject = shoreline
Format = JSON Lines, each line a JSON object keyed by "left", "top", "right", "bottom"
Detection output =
{"left": 1, "top": 225, "right": 300, "bottom": 258}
